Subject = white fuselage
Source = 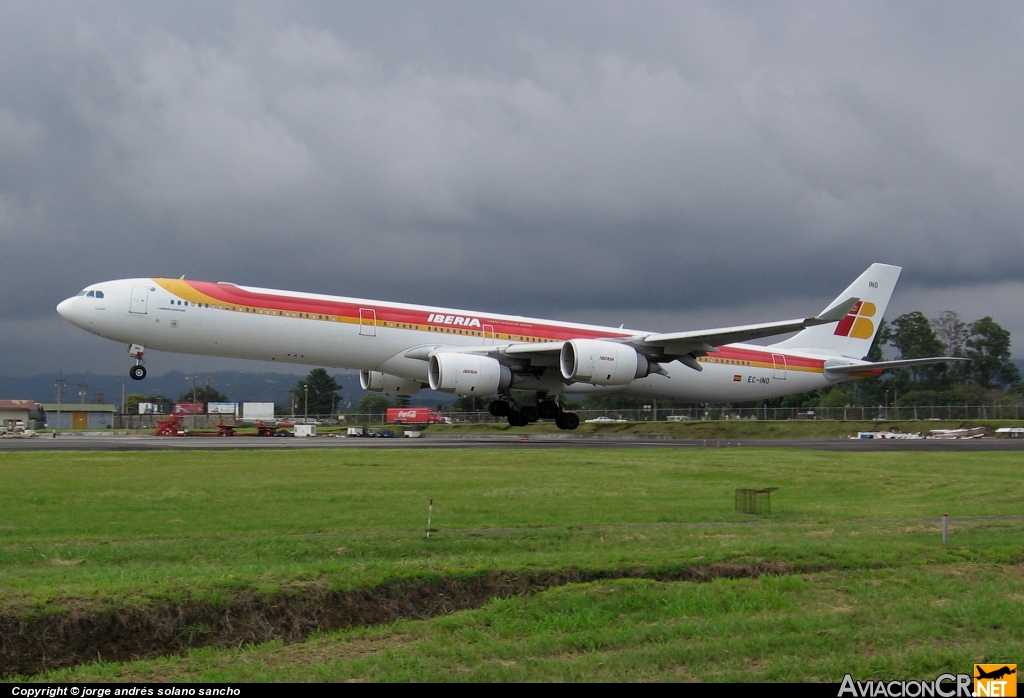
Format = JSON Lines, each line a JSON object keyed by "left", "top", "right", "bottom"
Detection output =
{"left": 57, "top": 277, "right": 849, "bottom": 402}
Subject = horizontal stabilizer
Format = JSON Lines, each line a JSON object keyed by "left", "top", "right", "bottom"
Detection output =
{"left": 824, "top": 357, "right": 969, "bottom": 375}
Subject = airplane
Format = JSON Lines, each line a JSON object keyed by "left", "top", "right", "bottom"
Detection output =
{"left": 56, "top": 263, "right": 965, "bottom": 430}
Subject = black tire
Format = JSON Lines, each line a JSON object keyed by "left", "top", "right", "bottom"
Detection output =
{"left": 563, "top": 412, "right": 580, "bottom": 430}
{"left": 490, "top": 400, "right": 511, "bottom": 417}
{"left": 507, "top": 411, "right": 526, "bottom": 427}
{"left": 538, "top": 401, "right": 560, "bottom": 419}
{"left": 521, "top": 405, "right": 539, "bottom": 423}
{"left": 554, "top": 414, "right": 568, "bottom": 430}
{"left": 130, "top": 365, "right": 147, "bottom": 380}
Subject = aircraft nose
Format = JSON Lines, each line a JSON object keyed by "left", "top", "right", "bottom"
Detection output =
{"left": 56, "top": 296, "right": 89, "bottom": 327}
{"left": 56, "top": 297, "right": 75, "bottom": 319}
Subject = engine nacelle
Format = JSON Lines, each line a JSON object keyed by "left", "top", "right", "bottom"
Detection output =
{"left": 428, "top": 353, "right": 512, "bottom": 396}
{"left": 359, "top": 370, "right": 425, "bottom": 395}
{"left": 559, "top": 339, "right": 650, "bottom": 386}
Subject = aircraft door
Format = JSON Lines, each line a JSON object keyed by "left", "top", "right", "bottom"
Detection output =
{"left": 772, "top": 354, "right": 787, "bottom": 380}
{"left": 482, "top": 324, "right": 494, "bottom": 345}
{"left": 129, "top": 284, "right": 149, "bottom": 314}
{"left": 359, "top": 308, "right": 376, "bottom": 336}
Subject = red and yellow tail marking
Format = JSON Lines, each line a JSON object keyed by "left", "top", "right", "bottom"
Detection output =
{"left": 833, "top": 300, "right": 877, "bottom": 340}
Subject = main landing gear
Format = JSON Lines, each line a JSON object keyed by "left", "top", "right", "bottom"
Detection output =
{"left": 488, "top": 395, "right": 579, "bottom": 430}
{"left": 128, "top": 343, "right": 147, "bottom": 380}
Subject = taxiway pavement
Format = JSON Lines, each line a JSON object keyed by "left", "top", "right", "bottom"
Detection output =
{"left": 2, "top": 434, "right": 1023, "bottom": 452}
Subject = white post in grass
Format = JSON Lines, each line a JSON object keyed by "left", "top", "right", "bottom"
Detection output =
{"left": 427, "top": 499, "right": 433, "bottom": 539}
{"left": 942, "top": 513, "right": 949, "bottom": 546}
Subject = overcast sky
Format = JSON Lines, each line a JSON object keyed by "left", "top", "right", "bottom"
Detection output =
{"left": 2, "top": 1, "right": 1023, "bottom": 377}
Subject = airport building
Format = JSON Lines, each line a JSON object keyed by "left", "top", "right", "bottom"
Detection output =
{"left": 41, "top": 403, "right": 117, "bottom": 430}
{"left": 0, "top": 400, "right": 43, "bottom": 430}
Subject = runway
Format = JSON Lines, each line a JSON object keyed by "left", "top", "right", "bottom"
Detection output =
{"left": 3, "top": 433, "right": 1023, "bottom": 451}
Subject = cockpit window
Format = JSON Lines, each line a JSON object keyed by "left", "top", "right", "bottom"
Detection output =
{"left": 86, "top": 291, "right": 95, "bottom": 298}
{"left": 95, "top": 291, "right": 104, "bottom": 299}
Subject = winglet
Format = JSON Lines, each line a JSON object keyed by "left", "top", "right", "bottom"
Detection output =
{"left": 810, "top": 297, "right": 859, "bottom": 325}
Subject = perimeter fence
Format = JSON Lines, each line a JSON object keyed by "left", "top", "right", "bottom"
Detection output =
{"left": 113, "top": 404, "right": 1024, "bottom": 429}
{"left": 429, "top": 404, "right": 1024, "bottom": 423}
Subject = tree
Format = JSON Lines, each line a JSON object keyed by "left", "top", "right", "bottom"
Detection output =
{"left": 888, "top": 312, "right": 946, "bottom": 387}
{"left": 581, "top": 394, "right": 651, "bottom": 410}
{"left": 123, "top": 394, "right": 172, "bottom": 414}
{"left": 889, "top": 312, "right": 945, "bottom": 360}
{"left": 177, "top": 385, "right": 228, "bottom": 405}
{"left": 817, "top": 385, "right": 851, "bottom": 408}
{"left": 930, "top": 310, "right": 970, "bottom": 384}
{"left": 966, "top": 317, "right": 1020, "bottom": 389}
{"left": 865, "top": 318, "right": 890, "bottom": 361}
{"left": 291, "top": 368, "right": 341, "bottom": 415}
{"left": 123, "top": 394, "right": 148, "bottom": 414}
{"left": 451, "top": 395, "right": 483, "bottom": 412}
{"left": 357, "top": 394, "right": 390, "bottom": 414}
{"left": 931, "top": 311, "right": 969, "bottom": 356}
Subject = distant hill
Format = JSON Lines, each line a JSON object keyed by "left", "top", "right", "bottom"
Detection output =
{"left": 0, "top": 370, "right": 455, "bottom": 411}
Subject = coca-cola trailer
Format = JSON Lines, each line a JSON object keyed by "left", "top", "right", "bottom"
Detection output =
{"left": 385, "top": 408, "right": 448, "bottom": 424}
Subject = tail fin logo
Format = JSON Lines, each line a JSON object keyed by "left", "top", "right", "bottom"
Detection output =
{"left": 833, "top": 300, "right": 877, "bottom": 339}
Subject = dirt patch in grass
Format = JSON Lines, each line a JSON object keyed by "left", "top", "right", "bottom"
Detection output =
{"left": 0, "top": 561, "right": 792, "bottom": 678}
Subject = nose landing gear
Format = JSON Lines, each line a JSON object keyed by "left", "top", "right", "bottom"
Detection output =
{"left": 128, "top": 344, "right": 147, "bottom": 380}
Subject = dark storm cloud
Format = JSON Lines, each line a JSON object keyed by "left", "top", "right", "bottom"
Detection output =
{"left": 1, "top": 1, "right": 1023, "bottom": 374}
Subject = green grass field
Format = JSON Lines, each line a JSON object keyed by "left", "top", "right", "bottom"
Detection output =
{"left": 1, "top": 448, "right": 1022, "bottom": 681}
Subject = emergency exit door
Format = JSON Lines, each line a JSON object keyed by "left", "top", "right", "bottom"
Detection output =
{"left": 129, "top": 284, "right": 149, "bottom": 314}
{"left": 359, "top": 308, "right": 376, "bottom": 336}
{"left": 772, "top": 354, "right": 787, "bottom": 380}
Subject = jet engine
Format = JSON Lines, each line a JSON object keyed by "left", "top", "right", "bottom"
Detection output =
{"left": 428, "top": 353, "right": 512, "bottom": 396}
{"left": 359, "top": 370, "right": 425, "bottom": 395}
{"left": 559, "top": 339, "right": 651, "bottom": 386}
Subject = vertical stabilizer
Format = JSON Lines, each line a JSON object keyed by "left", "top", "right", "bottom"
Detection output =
{"left": 771, "top": 264, "right": 902, "bottom": 358}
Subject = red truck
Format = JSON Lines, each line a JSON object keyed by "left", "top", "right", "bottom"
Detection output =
{"left": 386, "top": 408, "right": 449, "bottom": 424}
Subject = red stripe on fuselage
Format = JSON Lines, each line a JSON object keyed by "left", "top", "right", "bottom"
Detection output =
{"left": 172, "top": 280, "right": 826, "bottom": 370}
{"left": 713, "top": 346, "right": 825, "bottom": 371}
{"left": 183, "top": 281, "right": 631, "bottom": 341}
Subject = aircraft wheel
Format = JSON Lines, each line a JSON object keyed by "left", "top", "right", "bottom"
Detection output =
{"left": 538, "top": 401, "right": 560, "bottom": 419}
{"left": 521, "top": 405, "right": 539, "bottom": 423}
{"left": 507, "top": 411, "right": 526, "bottom": 427}
{"left": 554, "top": 414, "right": 567, "bottom": 430}
{"left": 563, "top": 412, "right": 580, "bottom": 430}
{"left": 130, "top": 365, "right": 147, "bottom": 381}
{"left": 489, "top": 400, "right": 510, "bottom": 417}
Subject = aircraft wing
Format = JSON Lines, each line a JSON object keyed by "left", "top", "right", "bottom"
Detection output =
{"left": 630, "top": 297, "right": 860, "bottom": 370}
{"left": 824, "top": 357, "right": 969, "bottom": 375}
{"left": 402, "top": 341, "right": 563, "bottom": 371}
{"left": 403, "top": 342, "right": 562, "bottom": 360}
{"left": 402, "top": 298, "right": 860, "bottom": 373}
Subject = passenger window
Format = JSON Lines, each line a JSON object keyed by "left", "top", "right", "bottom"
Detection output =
{"left": 86, "top": 291, "right": 94, "bottom": 297}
